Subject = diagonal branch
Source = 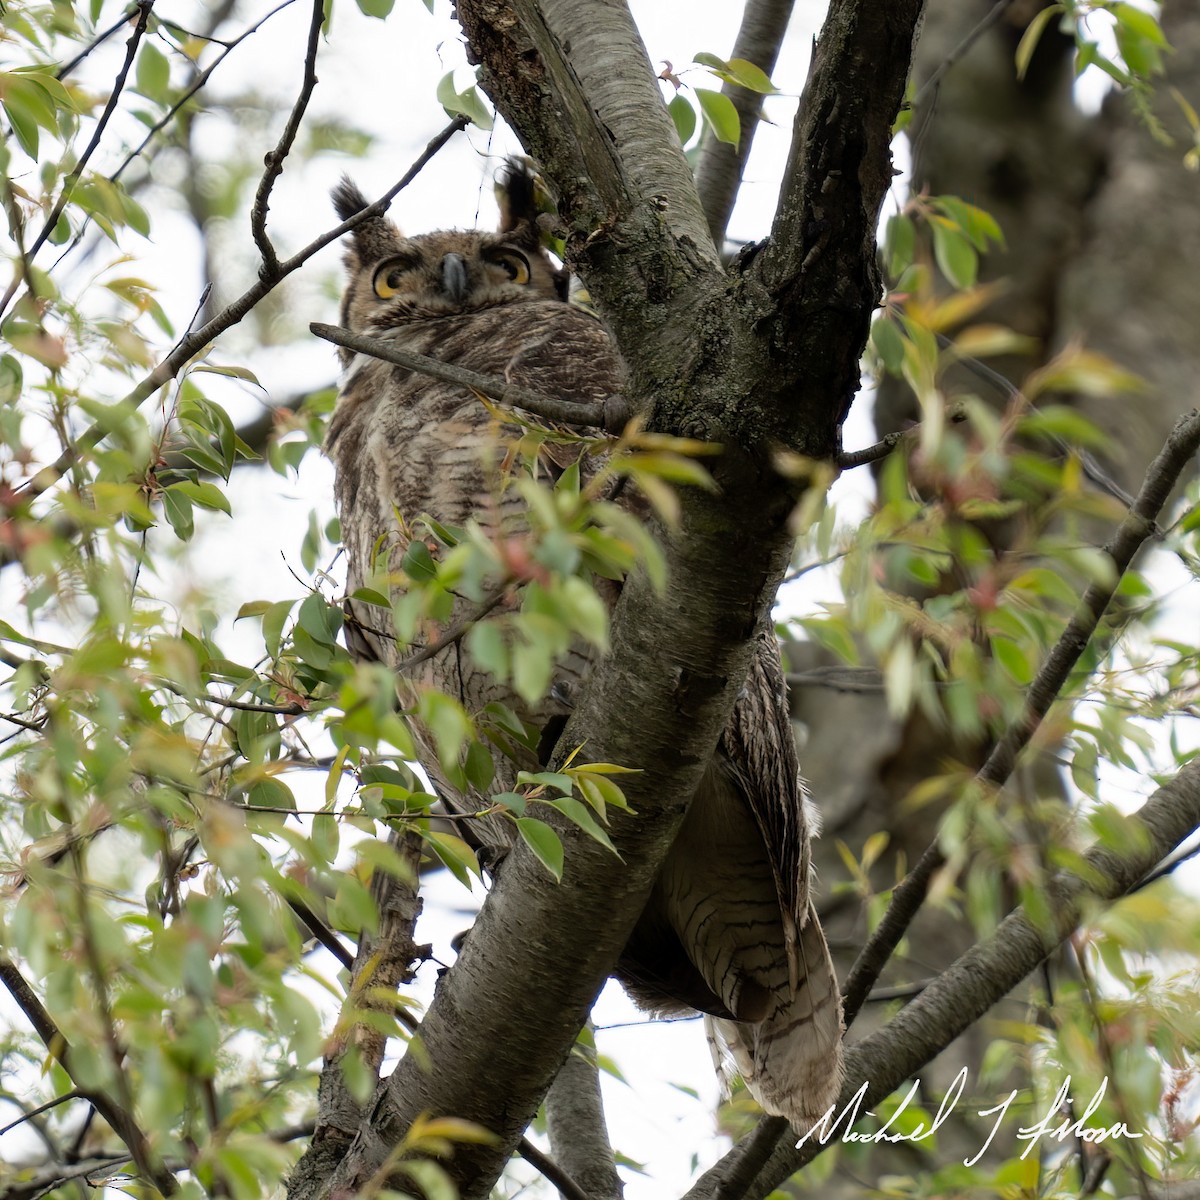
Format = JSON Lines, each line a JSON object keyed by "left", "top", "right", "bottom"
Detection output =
{"left": 309, "top": 324, "right": 633, "bottom": 433}
{"left": 694, "top": 0, "right": 796, "bottom": 248}
{"left": 251, "top": 0, "right": 323, "bottom": 278}
{"left": 691, "top": 406, "right": 1200, "bottom": 1199}
{"left": 841, "top": 406, "right": 1200, "bottom": 1029}
{"left": 683, "top": 755, "right": 1200, "bottom": 1200}
{"left": 0, "top": 0, "right": 154, "bottom": 321}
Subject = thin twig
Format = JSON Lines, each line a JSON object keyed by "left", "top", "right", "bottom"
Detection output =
{"left": 0, "top": 1, "right": 154, "bottom": 321}
{"left": 10, "top": 116, "right": 467, "bottom": 512}
{"left": 251, "top": 0, "right": 323, "bottom": 278}
{"left": 836, "top": 429, "right": 908, "bottom": 469}
{"left": 0, "top": 1090, "right": 82, "bottom": 1139}
{"left": 392, "top": 587, "right": 509, "bottom": 673}
{"left": 311, "top": 324, "right": 633, "bottom": 434}
{"left": 913, "top": 0, "right": 1020, "bottom": 108}
{"left": 112, "top": 1, "right": 295, "bottom": 184}
{"left": 55, "top": 3, "right": 140, "bottom": 80}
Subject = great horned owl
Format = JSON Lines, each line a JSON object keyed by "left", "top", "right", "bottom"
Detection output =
{"left": 324, "top": 164, "right": 843, "bottom": 1129}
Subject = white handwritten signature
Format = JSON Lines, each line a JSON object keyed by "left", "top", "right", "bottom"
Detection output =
{"left": 795, "top": 1068, "right": 1142, "bottom": 1164}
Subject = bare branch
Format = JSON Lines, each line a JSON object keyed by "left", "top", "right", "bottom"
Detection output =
{"left": 912, "top": 0, "right": 1019, "bottom": 108}
{"left": 836, "top": 428, "right": 907, "bottom": 469}
{"left": 55, "top": 3, "right": 140, "bottom": 79}
{"left": 694, "top": 0, "right": 796, "bottom": 248}
{"left": 545, "top": 1024, "right": 623, "bottom": 1200}
{"left": 310, "top": 324, "right": 633, "bottom": 434}
{"left": 251, "top": 0, "right": 323, "bottom": 278}
{"left": 111, "top": 0, "right": 296, "bottom": 184}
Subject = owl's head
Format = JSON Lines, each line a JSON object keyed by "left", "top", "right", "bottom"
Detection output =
{"left": 332, "top": 161, "right": 568, "bottom": 341}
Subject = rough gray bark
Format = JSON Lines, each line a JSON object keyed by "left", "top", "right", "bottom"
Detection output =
{"left": 298, "top": 1, "right": 924, "bottom": 1197}
{"left": 545, "top": 1025, "right": 624, "bottom": 1200}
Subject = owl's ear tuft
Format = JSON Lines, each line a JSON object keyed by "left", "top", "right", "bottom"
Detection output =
{"left": 332, "top": 176, "right": 371, "bottom": 223}
{"left": 332, "top": 176, "right": 404, "bottom": 265}
{"left": 495, "top": 157, "right": 553, "bottom": 241}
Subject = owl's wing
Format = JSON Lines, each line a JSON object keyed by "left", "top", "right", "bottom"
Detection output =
{"left": 702, "top": 631, "right": 844, "bottom": 1128}
{"left": 718, "top": 630, "right": 812, "bottom": 969}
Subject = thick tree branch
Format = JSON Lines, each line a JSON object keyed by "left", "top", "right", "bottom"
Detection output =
{"left": 310, "top": 324, "right": 633, "bottom": 433}
{"left": 694, "top": 0, "right": 796, "bottom": 248}
{"left": 544, "top": 1024, "right": 623, "bottom": 1200}
{"left": 456, "top": 0, "right": 722, "bottom": 373}
{"left": 755, "top": 1, "right": 924, "bottom": 453}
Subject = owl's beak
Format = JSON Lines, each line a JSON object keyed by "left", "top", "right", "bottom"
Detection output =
{"left": 440, "top": 253, "right": 468, "bottom": 304}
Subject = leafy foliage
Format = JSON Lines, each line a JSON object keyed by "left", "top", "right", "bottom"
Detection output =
{"left": 1, "top": 1, "right": 1198, "bottom": 1198}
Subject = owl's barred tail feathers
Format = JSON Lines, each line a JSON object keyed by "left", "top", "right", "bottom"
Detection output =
{"left": 705, "top": 902, "right": 844, "bottom": 1131}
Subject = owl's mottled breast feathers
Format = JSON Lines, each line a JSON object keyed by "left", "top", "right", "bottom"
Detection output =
{"left": 323, "top": 161, "right": 843, "bottom": 1129}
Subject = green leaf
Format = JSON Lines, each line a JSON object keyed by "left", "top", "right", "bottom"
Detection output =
{"left": 723, "top": 58, "right": 780, "bottom": 94}
{"left": 667, "top": 94, "right": 696, "bottom": 146}
{"left": 356, "top": 0, "right": 395, "bottom": 16}
{"left": 421, "top": 830, "right": 481, "bottom": 888}
{"left": 168, "top": 479, "right": 231, "bottom": 516}
{"left": 549, "top": 797, "right": 620, "bottom": 856}
{"left": 402, "top": 539, "right": 437, "bottom": 582}
{"left": 517, "top": 817, "right": 563, "bottom": 881}
{"left": 162, "top": 487, "right": 194, "bottom": 540}
{"left": 930, "top": 220, "right": 978, "bottom": 288}
{"left": 870, "top": 316, "right": 906, "bottom": 375}
{"left": 991, "top": 635, "right": 1033, "bottom": 685}
{"left": 435, "top": 71, "right": 493, "bottom": 130}
{"left": 135, "top": 42, "right": 170, "bottom": 98}
{"left": 463, "top": 738, "right": 494, "bottom": 792}
{"left": 885, "top": 213, "right": 915, "bottom": 278}
{"left": 694, "top": 88, "right": 739, "bottom": 146}
{"left": 466, "top": 620, "right": 508, "bottom": 681}
{"left": 1015, "top": 4, "right": 1061, "bottom": 81}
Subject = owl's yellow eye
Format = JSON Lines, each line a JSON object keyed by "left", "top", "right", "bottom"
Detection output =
{"left": 373, "top": 255, "right": 420, "bottom": 299}
{"left": 487, "top": 248, "right": 531, "bottom": 285}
